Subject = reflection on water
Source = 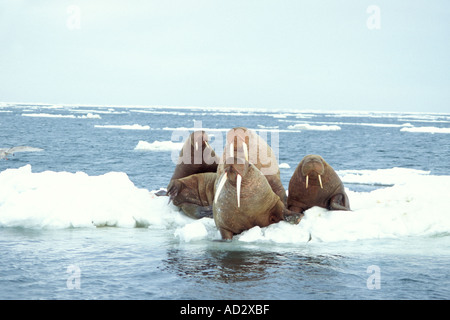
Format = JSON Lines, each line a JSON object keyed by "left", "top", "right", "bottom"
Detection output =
{"left": 163, "top": 248, "right": 280, "bottom": 283}
{"left": 160, "top": 243, "right": 352, "bottom": 299}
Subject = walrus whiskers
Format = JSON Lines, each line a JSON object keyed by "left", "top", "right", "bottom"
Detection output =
{"left": 318, "top": 174, "right": 323, "bottom": 189}
{"left": 236, "top": 173, "right": 242, "bottom": 208}
{"left": 305, "top": 175, "right": 309, "bottom": 189}
{"left": 214, "top": 172, "right": 228, "bottom": 204}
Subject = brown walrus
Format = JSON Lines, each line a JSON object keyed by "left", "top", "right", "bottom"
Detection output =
{"left": 217, "top": 127, "right": 287, "bottom": 204}
{"left": 213, "top": 155, "right": 301, "bottom": 240}
{"left": 287, "top": 154, "right": 350, "bottom": 213}
{"left": 166, "top": 172, "right": 217, "bottom": 219}
{"left": 169, "top": 130, "right": 219, "bottom": 182}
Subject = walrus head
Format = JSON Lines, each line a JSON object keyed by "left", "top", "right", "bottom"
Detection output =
{"left": 301, "top": 155, "right": 325, "bottom": 189}
{"left": 215, "top": 149, "right": 249, "bottom": 208}
{"left": 226, "top": 127, "right": 251, "bottom": 159}
{"left": 190, "top": 130, "right": 211, "bottom": 152}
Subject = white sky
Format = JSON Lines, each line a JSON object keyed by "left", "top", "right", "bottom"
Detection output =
{"left": 0, "top": 0, "right": 449, "bottom": 112}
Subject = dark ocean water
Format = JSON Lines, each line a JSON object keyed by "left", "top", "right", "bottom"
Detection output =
{"left": 1, "top": 103, "right": 449, "bottom": 300}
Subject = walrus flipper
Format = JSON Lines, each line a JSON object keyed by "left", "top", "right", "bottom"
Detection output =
{"left": 195, "top": 205, "right": 213, "bottom": 219}
{"left": 166, "top": 180, "right": 183, "bottom": 204}
{"left": 154, "top": 190, "right": 168, "bottom": 197}
{"left": 283, "top": 210, "right": 304, "bottom": 224}
{"left": 180, "top": 204, "right": 213, "bottom": 219}
{"left": 328, "top": 193, "right": 350, "bottom": 211}
{"left": 218, "top": 228, "right": 234, "bottom": 241}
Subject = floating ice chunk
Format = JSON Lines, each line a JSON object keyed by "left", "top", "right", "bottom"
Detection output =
{"left": 78, "top": 113, "right": 102, "bottom": 119}
{"left": 134, "top": 140, "right": 183, "bottom": 151}
{"left": 174, "top": 219, "right": 211, "bottom": 242}
{"left": 0, "top": 165, "right": 182, "bottom": 229}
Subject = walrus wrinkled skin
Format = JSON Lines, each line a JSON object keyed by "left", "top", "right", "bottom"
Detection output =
{"left": 213, "top": 156, "right": 302, "bottom": 240}
{"left": 169, "top": 130, "right": 219, "bottom": 183}
{"left": 287, "top": 154, "right": 350, "bottom": 213}
{"left": 217, "top": 127, "right": 287, "bottom": 204}
{"left": 167, "top": 172, "right": 217, "bottom": 219}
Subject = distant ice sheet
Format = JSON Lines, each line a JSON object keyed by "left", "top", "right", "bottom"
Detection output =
{"left": 134, "top": 140, "right": 183, "bottom": 151}
{"left": 22, "top": 113, "right": 101, "bottom": 119}
{"left": 162, "top": 127, "right": 301, "bottom": 133}
{"left": 287, "top": 123, "right": 341, "bottom": 131}
{"left": 22, "top": 113, "right": 76, "bottom": 118}
{"left": 95, "top": 124, "right": 150, "bottom": 130}
{"left": 280, "top": 119, "right": 414, "bottom": 129}
{"left": 337, "top": 167, "right": 431, "bottom": 186}
{"left": 400, "top": 126, "right": 450, "bottom": 134}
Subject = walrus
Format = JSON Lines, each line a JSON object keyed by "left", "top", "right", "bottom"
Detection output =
{"left": 154, "top": 130, "right": 219, "bottom": 197}
{"left": 213, "top": 155, "right": 302, "bottom": 240}
{"left": 287, "top": 154, "right": 350, "bottom": 213}
{"left": 166, "top": 172, "right": 217, "bottom": 219}
{"left": 217, "top": 127, "right": 287, "bottom": 204}
{"left": 169, "top": 130, "right": 219, "bottom": 182}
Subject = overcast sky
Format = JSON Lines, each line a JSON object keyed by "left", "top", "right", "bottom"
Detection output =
{"left": 0, "top": 0, "right": 449, "bottom": 112}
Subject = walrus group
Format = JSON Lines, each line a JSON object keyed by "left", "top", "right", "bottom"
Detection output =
{"left": 157, "top": 127, "right": 350, "bottom": 240}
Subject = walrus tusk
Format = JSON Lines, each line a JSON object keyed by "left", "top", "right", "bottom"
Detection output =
{"left": 214, "top": 172, "right": 228, "bottom": 204}
{"left": 305, "top": 175, "right": 309, "bottom": 189}
{"left": 318, "top": 174, "right": 323, "bottom": 189}
{"left": 242, "top": 142, "right": 248, "bottom": 162}
{"left": 236, "top": 173, "right": 242, "bottom": 208}
{"left": 195, "top": 141, "right": 198, "bottom": 151}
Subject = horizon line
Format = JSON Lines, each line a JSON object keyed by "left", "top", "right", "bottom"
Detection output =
{"left": 1, "top": 101, "right": 449, "bottom": 116}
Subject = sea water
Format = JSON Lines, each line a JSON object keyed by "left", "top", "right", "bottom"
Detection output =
{"left": 0, "top": 103, "right": 449, "bottom": 300}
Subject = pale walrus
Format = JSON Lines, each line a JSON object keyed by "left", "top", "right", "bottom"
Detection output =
{"left": 169, "top": 130, "right": 219, "bottom": 182}
{"left": 217, "top": 127, "right": 287, "bottom": 204}
{"left": 213, "top": 155, "right": 302, "bottom": 240}
{"left": 166, "top": 172, "right": 217, "bottom": 219}
{"left": 287, "top": 154, "right": 350, "bottom": 213}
